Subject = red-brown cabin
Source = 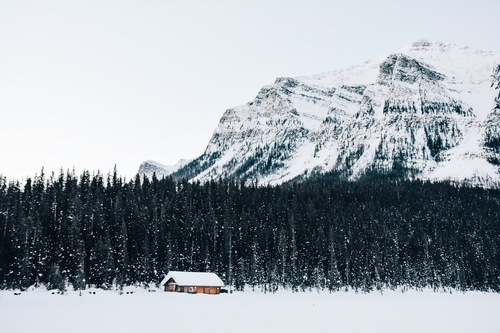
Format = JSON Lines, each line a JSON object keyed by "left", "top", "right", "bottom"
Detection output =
{"left": 160, "top": 271, "right": 225, "bottom": 295}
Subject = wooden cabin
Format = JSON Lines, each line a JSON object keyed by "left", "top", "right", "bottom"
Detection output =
{"left": 160, "top": 271, "right": 224, "bottom": 295}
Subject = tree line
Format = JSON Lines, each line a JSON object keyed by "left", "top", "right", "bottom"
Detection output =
{"left": 0, "top": 169, "right": 499, "bottom": 292}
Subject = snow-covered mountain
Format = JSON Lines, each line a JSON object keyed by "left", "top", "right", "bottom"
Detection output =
{"left": 170, "top": 41, "right": 500, "bottom": 187}
{"left": 138, "top": 159, "right": 192, "bottom": 179}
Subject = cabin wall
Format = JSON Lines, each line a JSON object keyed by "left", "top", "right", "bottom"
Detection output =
{"left": 164, "top": 285, "right": 175, "bottom": 292}
{"left": 163, "top": 285, "right": 220, "bottom": 294}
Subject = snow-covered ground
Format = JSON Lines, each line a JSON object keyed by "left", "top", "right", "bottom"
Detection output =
{"left": 1, "top": 287, "right": 499, "bottom": 333}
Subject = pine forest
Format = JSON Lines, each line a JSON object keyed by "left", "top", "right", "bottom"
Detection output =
{"left": 0, "top": 170, "right": 499, "bottom": 292}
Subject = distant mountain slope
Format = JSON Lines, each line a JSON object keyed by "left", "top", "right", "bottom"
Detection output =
{"left": 169, "top": 41, "right": 500, "bottom": 187}
{"left": 138, "top": 159, "right": 191, "bottom": 179}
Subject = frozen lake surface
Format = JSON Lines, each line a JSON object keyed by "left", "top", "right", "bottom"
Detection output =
{"left": 1, "top": 287, "right": 499, "bottom": 333}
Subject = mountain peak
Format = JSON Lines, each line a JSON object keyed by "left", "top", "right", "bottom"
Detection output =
{"left": 407, "top": 39, "right": 457, "bottom": 50}
{"left": 138, "top": 158, "right": 192, "bottom": 179}
{"left": 158, "top": 42, "right": 500, "bottom": 187}
{"left": 397, "top": 40, "right": 495, "bottom": 59}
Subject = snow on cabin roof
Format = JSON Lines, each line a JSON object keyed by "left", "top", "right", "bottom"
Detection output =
{"left": 160, "top": 271, "right": 225, "bottom": 287}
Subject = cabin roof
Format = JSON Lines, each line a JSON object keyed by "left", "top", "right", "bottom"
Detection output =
{"left": 160, "top": 271, "right": 224, "bottom": 287}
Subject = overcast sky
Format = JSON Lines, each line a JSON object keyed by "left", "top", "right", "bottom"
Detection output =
{"left": 1, "top": 0, "right": 499, "bottom": 181}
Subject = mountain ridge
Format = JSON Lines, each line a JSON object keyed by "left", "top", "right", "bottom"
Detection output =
{"left": 138, "top": 159, "right": 192, "bottom": 179}
{"left": 141, "top": 40, "right": 500, "bottom": 187}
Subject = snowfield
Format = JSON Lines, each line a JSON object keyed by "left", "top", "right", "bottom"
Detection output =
{"left": 1, "top": 288, "right": 499, "bottom": 333}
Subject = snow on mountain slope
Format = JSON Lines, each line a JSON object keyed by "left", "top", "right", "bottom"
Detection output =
{"left": 138, "top": 159, "right": 192, "bottom": 179}
{"left": 171, "top": 40, "right": 500, "bottom": 187}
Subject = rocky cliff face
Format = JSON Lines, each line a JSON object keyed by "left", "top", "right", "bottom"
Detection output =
{"left": 163, "top": 41, "right": 500, "bottom": 187}
{"left": 483, "top": 64, "right": 500, "bottom": 167}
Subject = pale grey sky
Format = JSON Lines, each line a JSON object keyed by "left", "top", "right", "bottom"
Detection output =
{"left": 1, "top": 0, "right": 499, "bottom": 180}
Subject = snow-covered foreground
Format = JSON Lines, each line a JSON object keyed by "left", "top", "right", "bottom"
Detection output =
{"left": 1, "top": 288, "right": 499, "bottom": 333}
